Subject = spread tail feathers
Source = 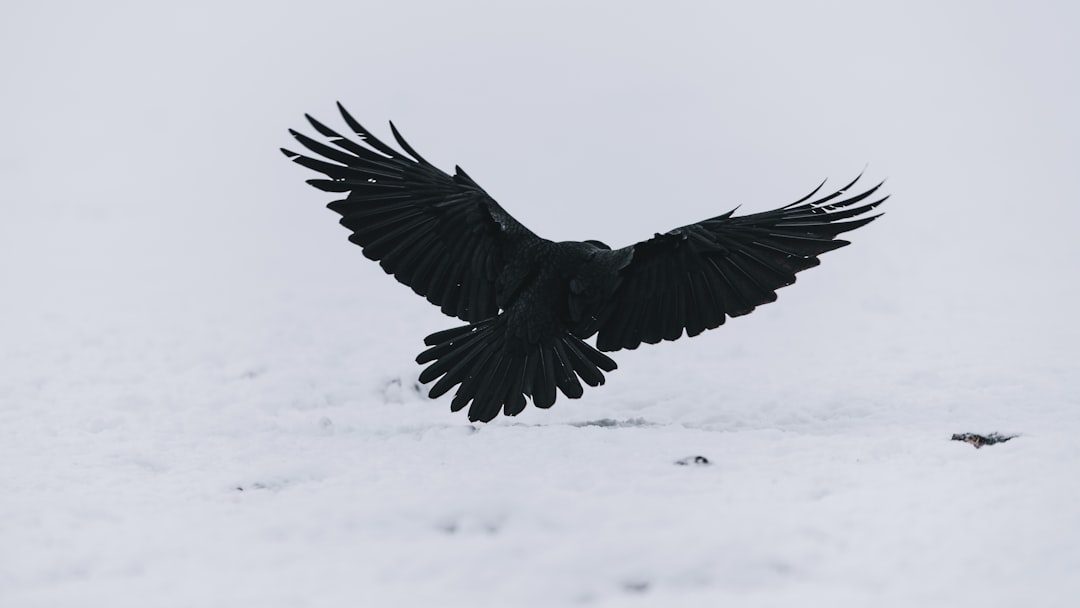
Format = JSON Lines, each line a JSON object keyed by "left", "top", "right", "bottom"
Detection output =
{"left": 416, "top": 317, "right": 617, "bottom": 422}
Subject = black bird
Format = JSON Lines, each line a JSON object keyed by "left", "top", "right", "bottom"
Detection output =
{"left": 283, "top": 104, "right": 886, "bottom": 422}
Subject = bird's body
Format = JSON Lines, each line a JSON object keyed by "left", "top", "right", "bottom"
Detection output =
{"left": 283, "top": 105, "right": 886, "bottom": 421}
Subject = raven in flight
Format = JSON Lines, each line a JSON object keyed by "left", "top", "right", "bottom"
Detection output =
{"left": 283, "top": 104, "right": 886, "bottom": 422}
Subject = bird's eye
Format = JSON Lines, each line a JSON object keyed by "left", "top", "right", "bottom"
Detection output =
{"left": 368, "top": 178, "right": 377, "bottom": 183}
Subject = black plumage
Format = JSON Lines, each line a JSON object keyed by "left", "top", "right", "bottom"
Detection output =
{"left": 282, "top": 104, "right": 886, "bottom": 422}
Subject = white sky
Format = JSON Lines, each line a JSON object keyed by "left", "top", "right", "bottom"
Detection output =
{"left": 4, "top": 2, "right": 1078, "bottom": 296}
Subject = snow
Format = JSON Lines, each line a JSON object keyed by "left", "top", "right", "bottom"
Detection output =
{"left": 3, "top": 1, "right": 1080, "bottom": 606}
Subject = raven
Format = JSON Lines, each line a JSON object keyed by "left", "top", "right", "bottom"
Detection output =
{"left": 283, "top": 104, "right": 886, "bottom": 422}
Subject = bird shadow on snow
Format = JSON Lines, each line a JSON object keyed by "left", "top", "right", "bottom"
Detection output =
{"left": 376, "top": 417, "right": 659, "bottom": 439}
{"left": 567, "top": 417, "right": 657, "bottom": 429}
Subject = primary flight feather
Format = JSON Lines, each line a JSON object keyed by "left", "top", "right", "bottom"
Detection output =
{"left": 282, "top": 104, "right": 886, "bottom": 422}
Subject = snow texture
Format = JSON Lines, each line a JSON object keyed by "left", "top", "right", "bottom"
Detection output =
{"left": 2, "top": 1, "right": 1079, "bottom": 606}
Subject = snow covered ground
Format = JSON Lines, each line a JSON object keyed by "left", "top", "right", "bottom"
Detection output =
{"left": 3, "top": 2, "right": 1079, "bottom": 606}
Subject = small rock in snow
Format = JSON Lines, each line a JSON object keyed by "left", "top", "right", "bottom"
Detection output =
{"left": 951, "top": 432, "right": 1017, "bottom": 448}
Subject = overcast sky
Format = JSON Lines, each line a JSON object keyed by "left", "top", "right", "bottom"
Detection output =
{"left": 2, "top": 0, "right": 1078, "bottom": 375}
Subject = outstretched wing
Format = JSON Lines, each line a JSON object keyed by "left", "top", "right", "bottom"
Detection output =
{"left": 588, "top": 176, "right": 887, "bottom": 351}
{"left": 282, "top": 104, "right": 541, "bottom": 322}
